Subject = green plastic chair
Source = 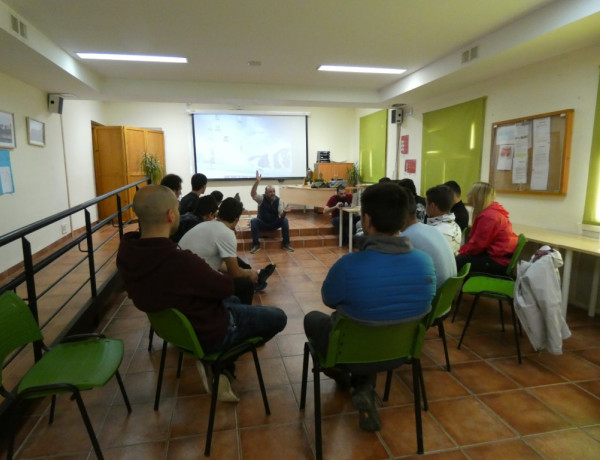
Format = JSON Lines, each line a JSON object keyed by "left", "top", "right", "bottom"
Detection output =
{"left": 455, "top": 234, "right": 528, "bottom": 363}
{"left": 425, "top": 263, "right": 471, "bottom": 371}
{"left": 0, "top": 291, "right": 131, "bottom": 460}
{"left": 299, "top": 314, "right": 429, "bottom": 459}
{"left": 147, "top": 308, "right": 270, "bottom": 457}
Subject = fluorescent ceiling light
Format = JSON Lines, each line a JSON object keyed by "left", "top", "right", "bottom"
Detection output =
{"left": 76, "top": 53, "right": 187, "bottom": 63}
{"left": 318, "top": 65, "right": 406, "bottom": 74}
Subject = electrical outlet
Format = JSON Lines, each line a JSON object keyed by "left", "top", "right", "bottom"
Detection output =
{"left": 60, "top": 223, "right": 68, "bottom": 235}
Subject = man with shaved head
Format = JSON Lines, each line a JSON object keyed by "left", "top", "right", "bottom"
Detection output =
{"left": 117, "top": 185, "right": 287, "bottom": 401}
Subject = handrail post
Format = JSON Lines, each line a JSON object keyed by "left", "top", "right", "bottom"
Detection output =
{"left": 84, "top": 210, "right": 97, "bottom": 298}
{"left": 22, "top": 236, "right": 42, "bottom": 361}
{"left": 116, "top": 195, "right": 124, "bottom": 239}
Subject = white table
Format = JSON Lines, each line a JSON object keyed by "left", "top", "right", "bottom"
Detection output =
{"left": 512, "top": 223, "right": 600, "bottom": 318}
{"left": 339, "top": 206, "right": 361, "bottom": 252}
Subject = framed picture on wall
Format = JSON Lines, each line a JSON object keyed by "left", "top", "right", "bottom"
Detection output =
{"left": 0, "top": 110, "right": 16, "bottom": 149}
{"left": 27, "top": 117, "right": 45, "bottom": 147}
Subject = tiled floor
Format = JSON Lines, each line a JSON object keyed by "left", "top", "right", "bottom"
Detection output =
{"left": 5, "top": 212, "right": 600, "bottom": 459}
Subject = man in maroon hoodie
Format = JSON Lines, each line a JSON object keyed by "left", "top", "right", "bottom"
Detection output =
{"left": 117, "top": 185, "right": 287, "bottom": 393}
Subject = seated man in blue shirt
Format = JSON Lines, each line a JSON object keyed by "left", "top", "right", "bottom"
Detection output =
{"left": 303, "top": 182, "right": 436, "bottom": 432}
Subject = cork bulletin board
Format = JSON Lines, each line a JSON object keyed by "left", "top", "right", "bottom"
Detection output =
{"left": 489, "top": 109, "right": 573, "bottom": 195}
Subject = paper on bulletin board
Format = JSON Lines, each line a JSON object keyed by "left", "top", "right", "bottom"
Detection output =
{"left": 497, "top": 145, "right": 513, "bottom": 170}
{"left": 511, "top": 121, "right": 530, "bottom": 184}
{"left": 0, "top": 150, "right": 14, "bottom": 194}
{"left": 531, "top": 117, "right": 551, "bottom": 190}
{"left": 496, "top": 125, "right": 516, "bottom": 145}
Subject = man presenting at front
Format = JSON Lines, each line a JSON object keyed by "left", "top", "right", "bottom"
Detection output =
{"left": 117, "top": 185, "right": 287, "bottom": 401}
{"left": 303, "top": 182, "right": 436, "bottom": 432}
{"left": 250, "top": 170, "right": 293, "bottom": 253}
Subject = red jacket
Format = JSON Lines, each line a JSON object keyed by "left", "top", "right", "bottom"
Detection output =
{"left": 459, "top": 202, "right": 517, "bottom": 266}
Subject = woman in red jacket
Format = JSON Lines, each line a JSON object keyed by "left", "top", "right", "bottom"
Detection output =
{"left": 456, "top": 182, "right": 517, "bottom": 276}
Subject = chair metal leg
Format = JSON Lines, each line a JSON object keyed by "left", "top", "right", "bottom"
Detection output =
{"left": 383, "top": 370, "right": 393, "bottom": 401}
{"left": 251, "top": 347, "right": 270, "bottom": 414}
{"left": 176, "top": 352, "right": 184, "bottom": 378}
{"left": 458, "top": 295, "right": 479, "bottom": 349}
{"left": 154, "top": 340, "right": 168, "bottom": 411}
{"left": 510, "top": 302, "right": 522, "bottom": 364}
{"left": 313, "top": 357, "right": 323, "bottom": 460}
{"left": 412, "top": 359, "right": 424, "bottom": 455}
{"left": 115, "top": 370, "right": 132, "bottom": 413}
{"left": 49, "top": 395, "right": 57, "bottom": 424}
{"left": 438, "top": 322, "right": 451, "bottom": 371}
{"left": 204, "top": 366, "right": 221, "bottom": 457}
{"left": 299, "top": 342, "right": 310, "bottom": 410}
{"left": 498, "top": 300, "right": 505, "bottom": 332}
{"left": 147, "top": 327, "right": 154, "bottom": 351}
{"left": 418, "top": 361, "right": 428, "bottom": 411}
{"left": 452, "top": 290, "right": 464, "bottom": 322}
{"left": 6, "top": 397, "right": 20, "bottom": 460}
{"left": 73, "top": 390, "right": 104, "bottom": 460}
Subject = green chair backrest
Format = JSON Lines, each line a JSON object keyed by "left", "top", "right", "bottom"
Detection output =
{"left": 425, "top": 263, "right": 471, "bottom": 328}
{"left": 147, "top": 308, "right": 205, "bottom": 359}
{"left": 0, "top": 291, "right": 44, "bottom": 387}
{"left": 322, "top": 314, "right": 427, "bottom": 369}
{"left": 505, "top": 233, "right": 528, "bottom": 276}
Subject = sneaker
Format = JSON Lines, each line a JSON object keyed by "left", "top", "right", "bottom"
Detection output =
{"left": 254, "top": 281, "right": 268, "bottom": 292}
{"left": 351, "top": 385, "right": 381, "bottom": 432}
{"left": 257, "top": 263, "right": 276, "bottom": 285}
{"left": 196, "top": 361, "right": 212, "bottom": 394}
{"left": 250, "top": 245, "right": 261, "bottom": 254}
{"left": 216, "top": 373, "right": 240, "bottom": 403}
{"left": 282, "top": 244, "right": 294, "bottom": 252}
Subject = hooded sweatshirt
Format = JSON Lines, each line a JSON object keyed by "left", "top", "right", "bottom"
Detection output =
{"left": 116, "top": 231, "right": 234, "bottom": 350}
{"left": 458, "top": 202, "right": 517, "bottom": 266}
{"left": 321, "top": 234, "right": 436, "bottom": 324}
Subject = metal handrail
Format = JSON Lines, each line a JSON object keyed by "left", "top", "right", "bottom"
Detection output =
{"left": 0, "top": 178, "right": 148, "bottom": 362}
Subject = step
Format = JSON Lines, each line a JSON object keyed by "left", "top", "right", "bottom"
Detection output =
{"left": 237, "top": 234, "right": 339, "bottom": 252}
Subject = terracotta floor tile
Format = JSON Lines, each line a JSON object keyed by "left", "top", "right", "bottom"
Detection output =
{"left": 402, "top": 449, "right": 468, "bottom": 459}
{"left": 451, "top": 361, "right": 519, "bottom": 394}
{"left": 399, "top": 367, "right": 470, "bottom": 401}
{"left": 490, "top": 356, "right": 566, "bottom": 387}
{"left": 276, "top": 332, "right": 307, "bottom": 357}
{"left": 379, "top": 405, "right": 456, "bottom": 456}
{"left": 237, "top": 385, "right": 302, "bottom": 427}
{"left": 480, "top": 390, "right": 574, "bottom": 435}
{"left": 577, "top": 379, "right": 600, "bottom": 399}
{"left": 304, "top": 414, "right": 390, "bottom": 460}
{"left": 102, "top": 441, "right": 167, "bottom": 459}
{"left": 167, "top": 430, "right": 239, "bottom": 459}
{"left": 422, "top": 335, "right": 480, "bottom": 368}
{"left": 428, "top": 397, "right": 516, "bottom": 446}
{"left": 525, "top": 429, "right": 600, "bottom": 459}
{"left": 532, "top": 351, "right": 600, "bottom": 381}
{"left": 573, "top": 347, "right": 600, "bottom": 367}
{"left": 464, "top": 439, "right": 543, "bottom": 459}
{"left": 530, "top": 383, "right": 600, "bottom": 426}
{"left": 240, "top": 423, "right": 313, "bottom": 460}
{"left": 293, "top": 379, "right": 355, "bottom": 418}
{"left": 170, "top": 394, "right": 237, "bottom": 438}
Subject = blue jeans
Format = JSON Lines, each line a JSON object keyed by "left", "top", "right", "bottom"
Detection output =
{"left": 251, "top": 217, "right": 290, "bottom": 245}
{"left": 214, "top": 300, "right": 287, "bottom": 352}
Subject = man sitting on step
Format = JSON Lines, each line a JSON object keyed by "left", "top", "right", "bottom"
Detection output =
{"left": 250, "top": 170, "right": 294, "bottom": 254}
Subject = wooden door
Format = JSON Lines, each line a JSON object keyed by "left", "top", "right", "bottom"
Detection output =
{"left": 93, "top": 126, "right": 127, "bottom": 219}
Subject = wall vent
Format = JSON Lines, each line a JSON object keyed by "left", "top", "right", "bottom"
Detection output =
{"left": 9, "top": 14, "right": 28, "bottom": 38}
{"left": 461, "top": 46, "right": 479, "bottom": 64}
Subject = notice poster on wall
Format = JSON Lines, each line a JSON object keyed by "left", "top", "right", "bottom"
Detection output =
{"left": 404, "top": 159, "right": 416, "bottom": 174}
{"left": 400, "top": 135, "right": 409, "bottom": 154}
{"left": 0, "top": 149, "right": 14, "bottom": 194}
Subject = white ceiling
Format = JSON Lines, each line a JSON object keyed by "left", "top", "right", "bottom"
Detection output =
{"left": 1, "top": 0, "right": 600, "bottom": 108}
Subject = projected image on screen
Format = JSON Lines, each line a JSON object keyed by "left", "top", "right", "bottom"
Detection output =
{"left": 192, "top": 113, "right": 308, "bottom": 180}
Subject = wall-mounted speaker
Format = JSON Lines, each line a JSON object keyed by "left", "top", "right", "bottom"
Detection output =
{"left": 48, "top": 94, "right": 63, "bottom": 114}
{"left": 391, "top": 108, "right": 403, "bottom": 124}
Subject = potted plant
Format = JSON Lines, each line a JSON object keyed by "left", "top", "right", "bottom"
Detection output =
{"left": 347, "top": 162, "right": 359, "bottom": 186}
{"left": 140, "top": 152, "right": 164, "bottom": 184}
